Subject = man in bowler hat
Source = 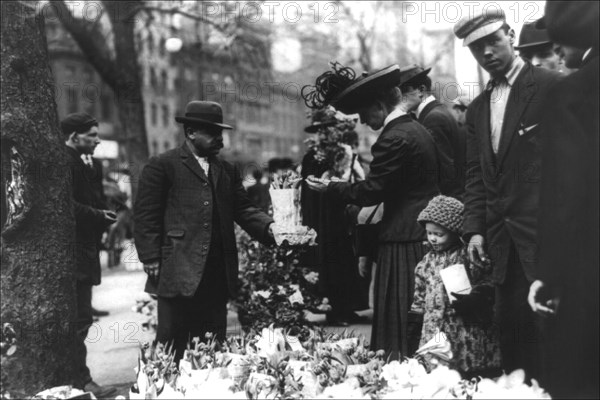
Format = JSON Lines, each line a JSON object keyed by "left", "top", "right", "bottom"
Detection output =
{"left": 453, "top": 9, "right": 562, "bottom": 381}
{"left": 62, "top": 112, "right": 117, "bottom": 397}
{"left": 134, "top": 101, "right": 275, "bottom": 360}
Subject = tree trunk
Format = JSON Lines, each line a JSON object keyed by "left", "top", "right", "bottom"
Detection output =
{"left": 1, "top": 1, "right": 78, "bottom": 394}
{"left": 105, "top": 1, "right": 148, "bottom": 202}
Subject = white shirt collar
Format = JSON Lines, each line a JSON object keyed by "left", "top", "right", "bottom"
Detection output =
{"left": 383, "top": 104, "right": 407, "bottom": 129}
{"left": 416, "top": 95, "right": 436, "bottom": 119}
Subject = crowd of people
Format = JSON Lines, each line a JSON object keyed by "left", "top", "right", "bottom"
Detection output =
{"left": 61, "top": 1, "right": 597, "bottom": 398}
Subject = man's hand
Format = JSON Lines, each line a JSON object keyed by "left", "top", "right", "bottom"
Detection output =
{"left": 144, "top": 261, "right": 160, "bottom": 280}
{"left": 528, "top": 280, "right": 558, "bottom": 317}
{"left": 467, "top": 234, "right": 488, "bottom": 267}
{"left": 358, "top": 256, "right": 371, "bottom": 278}
{"left": 267, "top": 223, "right": 274, "bottom": 239}
{"left": 305, "top": 175, "right": 330, "bottom": 192}
{"left": 102, "top": 210, "right": 118, "bottom": 225}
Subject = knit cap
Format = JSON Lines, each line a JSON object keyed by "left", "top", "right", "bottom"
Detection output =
{"left": 417, "top": 195, "right": 464, "bottom": 234}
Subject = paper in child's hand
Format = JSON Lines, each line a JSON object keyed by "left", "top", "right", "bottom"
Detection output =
{"left": 439, "top": 263, "right": 472, "bottom": 303}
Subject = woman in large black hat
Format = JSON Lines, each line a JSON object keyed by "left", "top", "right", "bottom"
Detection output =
{"left": 304, "top": 62, "right": 440, "bottom": 358}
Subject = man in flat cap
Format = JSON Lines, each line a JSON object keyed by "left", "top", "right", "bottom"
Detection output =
{"left": 528, "top": 2, "right": 599, "bottom": 397}
{"left": 399, "top": 64, "right": 466, "bottom": 200}
{"left": 62, "top": 112, "right": 117, "bottom": 397}
{"left": 454, "top": 9, "right": 562, "bottom": 381}
{"left": 134, "top": 101, "right": 275, "bottom": 361}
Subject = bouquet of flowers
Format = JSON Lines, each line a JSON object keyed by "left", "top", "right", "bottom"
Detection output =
{"left": 303, "top": 107, "right": 357, "bottom": 180}
{"left": 269, "top": 170, "right": 317, "bottom": 247}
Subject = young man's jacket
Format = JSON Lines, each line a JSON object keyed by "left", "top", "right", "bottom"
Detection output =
{"left": 134, "top": 144, "right": 273, "bottom": 298}
{"left": 463, "top": 61, "right": 562, "bottom": 283}
{"left": 66, "top": 146, "right": 108, "bottom": 285}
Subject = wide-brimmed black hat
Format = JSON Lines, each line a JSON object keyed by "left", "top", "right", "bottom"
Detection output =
{"left": 175, "top": 101, "right": 233, "bottom": 129}
{"left": 302, "top": 63, "right": 401, "bottom": 115}
{"left": 332, "top": 65, "right": 401, "bottom": 114}
{"left": 515, "top": 20, "right": 552, "bottom": 50}
{"left": 398, "top": 64, "right": 432, "bottom": 87}
{"left": 304, "top": 116, "right": 338, "bottom": 133}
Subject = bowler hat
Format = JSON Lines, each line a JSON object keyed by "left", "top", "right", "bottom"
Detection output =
{"left": 398, "top": 64, "right": 432, "bottom": 87}
{"left": 454, "top": 8, "right": 506, "bottom": 47}
{"left": 175, "top": 101, "right": 233, "bottom": 129}
{"left": 332, "top": 65, "right": 402, "bottom": 114}
{"left": 515, "top": 21, "right": 552, "bottom": 50}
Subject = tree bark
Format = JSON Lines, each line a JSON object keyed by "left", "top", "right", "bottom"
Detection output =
{"left": 1, "top": 1, "right": 79, "bottom": 394}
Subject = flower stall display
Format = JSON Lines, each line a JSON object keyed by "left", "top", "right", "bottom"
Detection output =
{"left": 269, "top": 170, "right": 317, "bottom": 247}
{"left": 130, "top": 327, "right": 551, "bottom": 399}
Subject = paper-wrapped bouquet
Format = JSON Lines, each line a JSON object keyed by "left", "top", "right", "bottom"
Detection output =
{"left": 269, "top": 171, "right": 317, "bottom": 246}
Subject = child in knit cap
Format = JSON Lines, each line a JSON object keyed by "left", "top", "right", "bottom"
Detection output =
{"left": 411, "top": 195, "right": 501, "bottom": 377}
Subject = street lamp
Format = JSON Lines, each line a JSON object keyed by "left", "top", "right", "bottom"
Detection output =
{"left": 165, "top": 37, "right": 183, "bottom": 53}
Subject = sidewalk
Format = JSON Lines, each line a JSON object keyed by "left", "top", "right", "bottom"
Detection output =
{"left": 87, "top": 263, "right": 373, "bottom": 396}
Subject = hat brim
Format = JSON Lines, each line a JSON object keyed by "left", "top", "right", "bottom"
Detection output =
{"left": 515, "top": 41, "right": 552, "bottom": 50}
{"left": 331, "top": 65, "right": 401, "bottom": 114}
{"left": 304, "top": 120, "right": 337, "bottom": 133}
{"left": 463, "top": 20, "right": 505, "bottom": 47}
{"left": 175, "top": 116, "right": 233, "bottom": 130}
{"left": 400, "top": 67, "right": 432, "bottom": 87}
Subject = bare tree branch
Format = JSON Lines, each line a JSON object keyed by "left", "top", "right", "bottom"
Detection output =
{"left": 50, "top": 0, "right": 120, "bottom": 89}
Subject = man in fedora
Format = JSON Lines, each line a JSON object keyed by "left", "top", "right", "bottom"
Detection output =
{"left": 399, "top": 64, "right": 466, "bottom": 199}
{"left": 134, "top": 101, "right": 275, "bottom": 360}
{"left": 515, "top": 20, "right": 563, "bottom": 72}
{"left": 454, "top": 9, "right": 562, "bottom": 381}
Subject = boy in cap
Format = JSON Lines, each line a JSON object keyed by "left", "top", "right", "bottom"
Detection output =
{"left": 453, "top": 8, "right": 562, "bottom": 381}
{"left": 62, "top": 112, "right": 117, "bottom": 397}
{"left": 134, "top": 101, "right": 276, "bottom": 361}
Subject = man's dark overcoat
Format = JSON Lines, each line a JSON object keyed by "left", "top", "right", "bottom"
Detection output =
{"left": 66, "top": 146, "right": 107, "bottom": 285}
{"left": 134, "top": 144, "right": 273, "bottom": 298}
{"left": 418, "top": 99, "right": 466, "bottom": 199}
{"left": 538, "top": 54, "right": 599, "bottom": 398}
{"left": 463, "top": 62, "right": 561, "bottom": 284}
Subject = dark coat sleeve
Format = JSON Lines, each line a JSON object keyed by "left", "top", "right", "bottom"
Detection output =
{"left": 423, "top": 109, "right": 464, "bottom": 198}
{"left": 134, "top": 156, "right": 170, "bottom": 263}
{"left": 327, "top": 134, "right": 411, "bottom": 206}
{"left": 462, "top": 100, "right": 487, "bottom": 240}
{"left": 231, "top": 164, "right": 274, "bottom": 244}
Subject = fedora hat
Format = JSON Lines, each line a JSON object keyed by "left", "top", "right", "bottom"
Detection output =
{"left": 332, "top": 64, "right": 402, "bottom": 114}
{"left": 398, "top": 64, "right": 432, "bottom": 87}
{"left": 515, "top": 20, "right": 552, "bottom": 50}
{"left": 175, "top": 101, "right": 233, "bottom": 129}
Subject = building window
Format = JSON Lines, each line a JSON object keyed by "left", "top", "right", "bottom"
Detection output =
{"left": 164, "top": 141, "right": 171, "bottom": 151}
{"left": 159, "top": 37, "right": 166, "bottom": 58}
{"left": 65, "top": 65, "right": 76, "bottom": 78}
{"left": 150, "top": 103, "right": 157, "bottom": 126}
{"left": 101, "top": 94, "right": 112, "bottom": 120}
{"left": 161, "top": 70, "right": 168, "bottom": 91}
{"left": 147, "top": 32, "right": 154, "bottom": 54}
{"left": 162, "top": 105, "right": 169, "bottom": 127}
{"left": 68, "top": 91, "right": 78, "bottom": 114}
{"left": 152, "top": 140, "right": 159, "bottom": 156}
{"left": 150, "top": 67, "right": 157, "bottom": 89}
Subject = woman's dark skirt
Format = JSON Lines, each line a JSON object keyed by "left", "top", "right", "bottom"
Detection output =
{"left": 370, "top": 241, "right": 427, "bottom": 360}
